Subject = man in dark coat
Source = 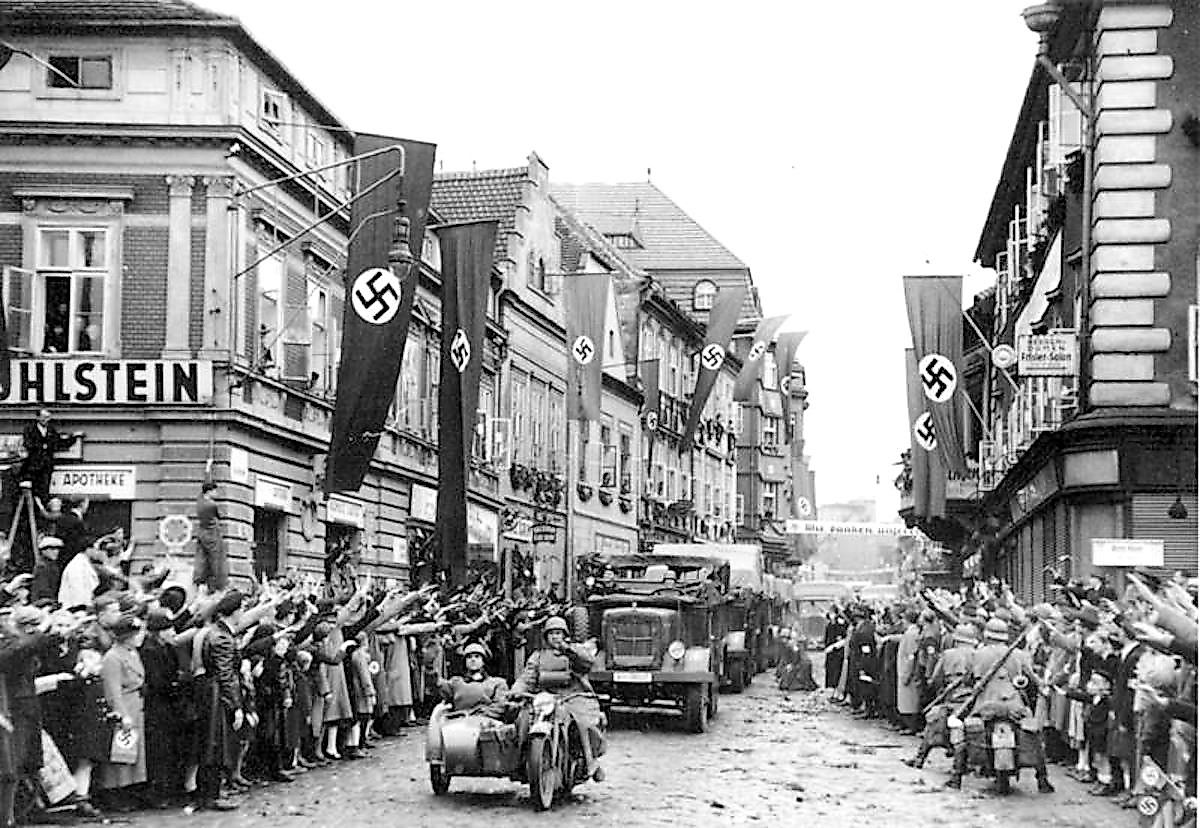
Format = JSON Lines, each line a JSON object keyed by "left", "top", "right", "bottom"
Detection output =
{"left": 19, "top": 410, "right": 81, "bottom": 505}
{"left": 193, "top": 482, "right": 228, "bottom": 592}
{"left": 823, "top": 608, "right": 847, "bottom": 691}
{"left": 197, "top": 592, "right": 245, "bottom": 811}
{"left": 848, "top": 606, "right": 880, "bottom": 718}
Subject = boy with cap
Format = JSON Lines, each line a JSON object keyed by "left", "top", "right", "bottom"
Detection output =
{"left": 438, "top": 642, "right": 509, "bottom": 717}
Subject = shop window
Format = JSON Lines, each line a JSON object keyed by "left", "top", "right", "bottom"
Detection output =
{"left": 252, "top": 508, "right": 284, "bottom": 580}
{"left": 36, "top": 227, "right": 108, "bottom": 354}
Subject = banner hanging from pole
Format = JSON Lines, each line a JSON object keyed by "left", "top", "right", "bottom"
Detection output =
{"left": 903, "top": 274, "right": 968, "bottom": 478}
{"left": 564, "top": 274, "right": 610, "bottom": 421}
{"left": 680, "top": 284, "right": 746, "bottom": 450}
{"left": 733, "top": 315, "right": 788, "bottom": 401}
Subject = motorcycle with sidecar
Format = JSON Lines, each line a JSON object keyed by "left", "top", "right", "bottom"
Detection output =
{"left": 425, "top": 690, "right": 606, "bottom": 810}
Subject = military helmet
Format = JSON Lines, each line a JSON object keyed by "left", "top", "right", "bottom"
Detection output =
{"left": 952, "top": 623, "right": 978, "bottom": 644}
{"left": 462, "top": 642, "right": 488, "bottom": 658}
{"left": 543, "top": 616, "right": 569, "bottom": 634}
{"left": 984, "top": 617, "right": 1009, "bottom": 642}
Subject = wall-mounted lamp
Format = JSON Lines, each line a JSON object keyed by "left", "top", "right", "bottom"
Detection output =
{"left": 1021, "top": 3, "right": 1063, "bottom": 56}
{"left": 1168, "top": 495, "right": 1188, "bottom": 521}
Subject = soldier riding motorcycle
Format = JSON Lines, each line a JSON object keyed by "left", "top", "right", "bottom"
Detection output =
{"left": 905, "top": 623, "right": 978, "bottom": 770}
{"left": 946, "top": 617, "right": 1054, "bottom": 795}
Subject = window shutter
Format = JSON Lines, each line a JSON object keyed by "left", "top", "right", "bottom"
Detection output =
{"left": 281, "top": 263, "right": 310, "bottom": 380}
{"left": 1132, "top": 494, "right": 1199, "bottom": 573}
{"left": 3, "top": 266, "right": 34, "bottom": 353}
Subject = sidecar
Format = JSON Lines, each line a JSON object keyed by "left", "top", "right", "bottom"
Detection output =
{"left": 425, "top": 702, "right": 523, "bottom": 795}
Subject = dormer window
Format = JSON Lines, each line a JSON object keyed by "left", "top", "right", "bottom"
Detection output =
{"left": 605, "top": 233, "right": 640, "bottom": 250}
{"left": 693, "top": 280, "right": 717, "bottom": 311}
{"left": 261, "top": 88, "right": 286, "bottom": 136}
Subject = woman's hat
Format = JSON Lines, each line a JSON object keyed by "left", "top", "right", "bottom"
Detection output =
{"left": 145, "top": 609, "right": 174, "bottom": 633}
{"left": 111, "top": 615, "right": 144, "bottom": 639}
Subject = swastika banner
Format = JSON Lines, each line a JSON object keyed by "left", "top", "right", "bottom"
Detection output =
{"left": 680, "top": 284, "right": 746, "bottom": 451}
{"left": 327, "top": 134, "right": 436, "bottom": 494}
{"left": 563, "top": 273, "right": 611, "bottom": 421}
{"left": 774, "top": 330, "right": 807, "bottom": 440}
{"left": 640, "top": 359, "right": 660, "bottom": 479}
{"left": 905, "top": 347, "right": 946, "bottom": 518}
{"left": 732, "top": 315, "right": 788, "bottom": 401}
{"left": 903, "top": 275, "right": 968, "bottom": 479}
{"left": 436, "top": 220, "right": 498, "bottom": 586}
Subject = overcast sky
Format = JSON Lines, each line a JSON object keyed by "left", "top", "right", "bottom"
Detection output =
{"left": 203, "top": 0, "right": 1039, "bottom": 511}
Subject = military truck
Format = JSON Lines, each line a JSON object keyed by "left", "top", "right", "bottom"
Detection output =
{"left": 583, "top": 553, "right": 727, "bottom": 733}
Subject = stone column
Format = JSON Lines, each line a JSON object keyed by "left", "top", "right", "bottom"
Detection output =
{"left": 163, "top": 175, "right": 194, "bottom": 358}
{"left": 1088, "top": 4, "right": 1175, "bottom": 406}
{"left": 201, "top": 176, "right": 234, "bottom": 359}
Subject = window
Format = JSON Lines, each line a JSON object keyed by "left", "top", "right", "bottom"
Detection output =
{"left": 36, "top": 227, "right": 107, "bottom": 354}
{"left": 255, "top": 252, "right": 283, "bottom": 368}
{"left": 424, "top": 338, "right": 439, "bottom": 432}
{"left": 306, "top": 133, "right": 329, "bottom": 181}
{"left": 669, "top": 342, "right": 680, "bottom": 397}
{"left": 667, "top": 468, "right": 677, "bottom": 502}
{"left": 606, "top": 233, "right": 640, "bottom": 250}
{"left": 309, "top": 285, "right": 329, "bottom": 389}
{"left": 2, "top": 267, "right": 34, "bottom": 353}
{"left": 530, "top": 378, "right": 548, "bottom": 469}
{"left": 693, "top": 280, "right": 717, "bottom": 311}
{"left": 510, "top": 370, "right": 529, "bottom": 465}
{"left": 529, "top": 255, "right": 547, "bottom": 293}
{"left": 549, "top": 387, "right": 564, "bottom": 472}
{"left": 1189, "top": 305, "right": 1199, "bottom": 383}
{"left": 618, "top": 425, "right": 632, "bottom": 492}
{"left": 48, "top": 55, "right": 113, "bottom": 89}
{"left": 762, "top": 415, "right": 779, "bottom": 448}
{"left": 762, "top": 482, "right": 779, "bottom": 519}
{"left": 395, "top": 331, "right": 421, "bottom": 429}
{"left": 474, "top": 378, "right": 494, "bottom": 460}
{"left": 599, "top": 419, "right": 616, "bottom": 487}
{"left": 261, "top": 88, "right": 286, "bottom": 135}
{"left": 736, "top": 493, "right": 745, "bottom": 526}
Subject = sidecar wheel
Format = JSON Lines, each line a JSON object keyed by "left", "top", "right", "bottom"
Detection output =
{"left": 527, "top": 735, "right": 556, "bottom": 811}
{"left": 430, "top": 764, "right": 451, "bottom": 795}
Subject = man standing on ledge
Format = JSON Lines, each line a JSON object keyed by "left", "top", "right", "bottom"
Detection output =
{"left": 20, "top": 409, "right": 82, "bottom": 505}
{"left": 193, "top": 480, "right": 229, "bottom": 592}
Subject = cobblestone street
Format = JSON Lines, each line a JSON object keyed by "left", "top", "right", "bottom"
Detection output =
{"left": 98, "top": 675, "right": 1138, "bottom": 828}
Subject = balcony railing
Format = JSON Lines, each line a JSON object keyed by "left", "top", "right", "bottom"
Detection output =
{"left": 979, "top": 374, "right": 1077, "bottom": 489}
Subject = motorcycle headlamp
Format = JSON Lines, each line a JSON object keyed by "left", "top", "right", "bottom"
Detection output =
{"left": 947, "top": 716, "right": 963, "bottom": 730}
{"left": 532, "top": 693, "right": 556, "bottom": 717}
{"left": 667, "top": 640, "right": 686, "bottom": 661}
{"left": 1140, "top": 763, "right": 1164, "bottom": 789}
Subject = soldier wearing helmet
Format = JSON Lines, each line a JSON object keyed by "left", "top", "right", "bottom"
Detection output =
{"left": 437, "top": 641, "right": 508, "bottom": 717}
{"left": 510, "top": 616, "right": 605, "bottom": 782}
{"left": 904, "top": 623, "right": 978, "bottom": 770}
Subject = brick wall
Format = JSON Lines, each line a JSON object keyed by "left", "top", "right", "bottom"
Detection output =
{"left": 123, "top": 227, "right": 168, "bottom": 357}
{"left": 190, "top": 227, "right": 206, "bottom": 352}
{"left": 0, "top": 172, "right": 167, "bottom": 214}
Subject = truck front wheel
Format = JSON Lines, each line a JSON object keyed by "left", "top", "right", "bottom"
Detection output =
{"left": 684, "top": 685, "right": 710, "bottom": 734}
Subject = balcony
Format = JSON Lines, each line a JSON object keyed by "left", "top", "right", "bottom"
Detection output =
{"left": 980, "top": 373, "right": 1077, "bottom": 489}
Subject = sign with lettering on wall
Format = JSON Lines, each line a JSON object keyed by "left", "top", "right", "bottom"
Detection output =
{"left": 410, "top": 484, "right": 436, "bottom": 522}
{"left": 51, "top": 465, "right": 136, "bottom": 499}
{"left": 326, "top": 495, "right": 365, "bottom": 528}
{"left": 0, "top": 360, "right": 213, "bottom": 404}
{"left": 1017, "top": 332, "right": 1077, "bottom": 377}
{"left": 254, "top": 474, "right": 293, "bottom": 512}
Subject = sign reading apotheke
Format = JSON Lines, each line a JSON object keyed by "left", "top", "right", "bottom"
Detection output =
{"left": 1017, "top": 332, "right": 1076, "bottom": 377}
{"left": 326, "top": 495, "right": 365, "bottom": 529}
{"left": 254, "top": 475, "right": 293, "bottom": 512}
{"left": 51, "top": 465, "right": 136, "bottom": 499}
{"left": 0, "top": 360, "right": 214, "bottom": 405}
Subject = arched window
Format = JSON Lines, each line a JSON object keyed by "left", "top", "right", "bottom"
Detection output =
{"left": 693, "top": 280, "right": 717, "bottom": 311}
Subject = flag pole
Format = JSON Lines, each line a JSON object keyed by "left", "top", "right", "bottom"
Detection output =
{"left": 564, "top": 380, "right": 578, "bottom": 602}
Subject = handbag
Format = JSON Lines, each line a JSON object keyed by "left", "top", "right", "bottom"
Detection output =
{"left": 109, "top": 726, "right": 139, "bottom": 765}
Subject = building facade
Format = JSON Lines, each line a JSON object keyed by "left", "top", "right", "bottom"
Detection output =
{"left": 968, "top": 3, "right": 1197, "bottom": 599}
{"left": 0, "top": 1, "right": 505, "bottom": 586}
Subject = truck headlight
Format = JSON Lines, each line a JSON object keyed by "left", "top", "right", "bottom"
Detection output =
{"left": 667, "top": 640, "right": 686, "bottom": 661}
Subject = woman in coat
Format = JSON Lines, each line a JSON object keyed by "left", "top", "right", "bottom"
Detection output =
{"left": 896, "top": 611, "right": 923, "bottom": 735}
{"left": 139, "top": 610, "right": 184, "bottom": 806}
{"left": 823, "top": 608, "right": 847, "bottom": 692}
{"left": 96, "top": 617, "right": 147, "bottom": 808}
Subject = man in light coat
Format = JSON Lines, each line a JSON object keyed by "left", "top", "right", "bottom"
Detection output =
{"left": 896, "top": 609, "right": 923, "bottom": 735}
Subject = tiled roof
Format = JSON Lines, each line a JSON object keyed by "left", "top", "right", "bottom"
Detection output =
{"left": 553, "top": 182, "right": 759, "bottom": 325}
{"left": 0, "top": 0, "right": 232, "bottom": 24}
{"left": 431, "top": 167, "right": 528, "bottom": 264}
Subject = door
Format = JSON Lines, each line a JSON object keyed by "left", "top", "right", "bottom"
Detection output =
{"left": 252, "top": 508, "right": 283, "bottom": 580}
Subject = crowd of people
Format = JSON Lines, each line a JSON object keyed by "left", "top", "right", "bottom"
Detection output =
{"left": 0, "top": 473, "right": 580, "bottom": 827}
{"left": 818, "top": 572, "right": 1197, "bottom": 808}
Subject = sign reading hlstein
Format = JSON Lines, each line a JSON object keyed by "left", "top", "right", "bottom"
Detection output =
{"left": 0, "top": 360, "right": 213, "bottom": 405}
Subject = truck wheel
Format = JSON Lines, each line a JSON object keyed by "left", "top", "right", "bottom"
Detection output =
{"left": 728, "top": 661, "right": 745, "bottom": 694}
{"left": 708, "top": 684, "right": 718, "bottom": 720}
{"left": 567, "top": 606, "right": 590, "bottom": 642}
{"left": 429, "top": 764, "right": 451, "bottom": 795}
{"left": 684, "top": 686, "right": 710, "bottom": 734}
{"left": 527, "top": 734, "right": 557, "bottom": 810}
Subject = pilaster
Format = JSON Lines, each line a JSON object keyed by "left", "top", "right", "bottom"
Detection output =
{"left": 201, "top": 176, "right": 234, "bottom": 359}
{"left": 163, "top": 175, "right": 194, "bottom": 358}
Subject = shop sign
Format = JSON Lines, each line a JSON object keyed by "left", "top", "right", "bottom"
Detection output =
{"left": 229, "top": 447, "right": 250, "bottom": 484}
{"left": 326, "top": 495, "right": 365, "bottom": 528}
{"left": 784, "top": 519, "right": 917, "bottom": 537}
{"left": 467, "top": 504, "right": 498, "bottom": 546}
{"left": 1092, "top": 538, "right": 1164, "bottom": 568}
{"left": 410, "top": 484, "right": 436, "bottom": 522}
{"left": 503, "top": 512, "right": 533, "bottom": 542}
{"left": 391, "top": 536, "right": 409, "bottom": 566}
{"left": 254, "top": 474, "right": 293, "bottom": 512}
{"left": 532, "top": 523, "right": 558, "bottom": 545}
{"left": 1017, "top": 332, "right": 1077, "bottom": 377}
{"left": 50, "top": 465, "right": 136, "bottom": 499}
{"left": 0, "top": 359, "right": 213, "bottom": 405}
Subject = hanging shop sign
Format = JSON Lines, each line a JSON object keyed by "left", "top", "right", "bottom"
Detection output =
{"left": 326, "top": 495, "right": 366, "bottom": 529}
{"left": 391, "top": 536, "right": 409, "bottom": 566}
{"left": 503, "top": 511, "right": 534, "bottom": 543}
{"left": 532, "top": 523, "right": 558, "bottom": 545}
{"left": 50, "top": 465, "right": 136, "bottom": 500}
{"left": 254, "top": 474, "right": 293, "bottom": 512}
{"left": 1017, "top": 332, "right": 1077, "bottom": 377}
{"left": 410, "top": 484, "right": 437, "bottom": 522}
{"left": 0, "top": 359, "right": 213, "bottom": 405}
{"left": 1092, "top": 538, "right": 1164, "bottom": 568}
{"left": 467, "top": 504, "right": 498, "bottom": 547}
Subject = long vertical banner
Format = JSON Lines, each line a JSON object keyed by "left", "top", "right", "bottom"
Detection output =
{"left": 774, "top": 330, "right": 806, "bottom": 440}
{"left": 327, "top": 134, "right": 436, "bottom": 493}
{"left": 435, "top": 220, "right": 498, "bottom": 586}
{"left": 680, "top": 284, "right": 746, "bottom": 450}
{"left": 903, "top": 275, "right": 968, "bottom": 479}
{"left": 640, "top": 359, "right": 660, "bottom": 480}
{"left": 612, "top": 273, "right": 647, "bottom": 384}
{"left": 733, "top": 315, "right": 788, "bottom": 401}
{"left": 905, "top": 347, "right": 946, "bottom": 518}
{"left": 564, "top": 274, "right": 611, "bottom": 421}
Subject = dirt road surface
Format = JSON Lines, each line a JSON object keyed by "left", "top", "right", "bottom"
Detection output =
{"left": 101, "top": 677, "right": 1137, "bottom": 828}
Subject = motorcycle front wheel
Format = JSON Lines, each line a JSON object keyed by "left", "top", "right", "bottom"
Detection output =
{"left": 429, "top": 764, "right": 451, "bottom": 796}
{"left": 527, "top": 734, "right": 557, "bottom": 811}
